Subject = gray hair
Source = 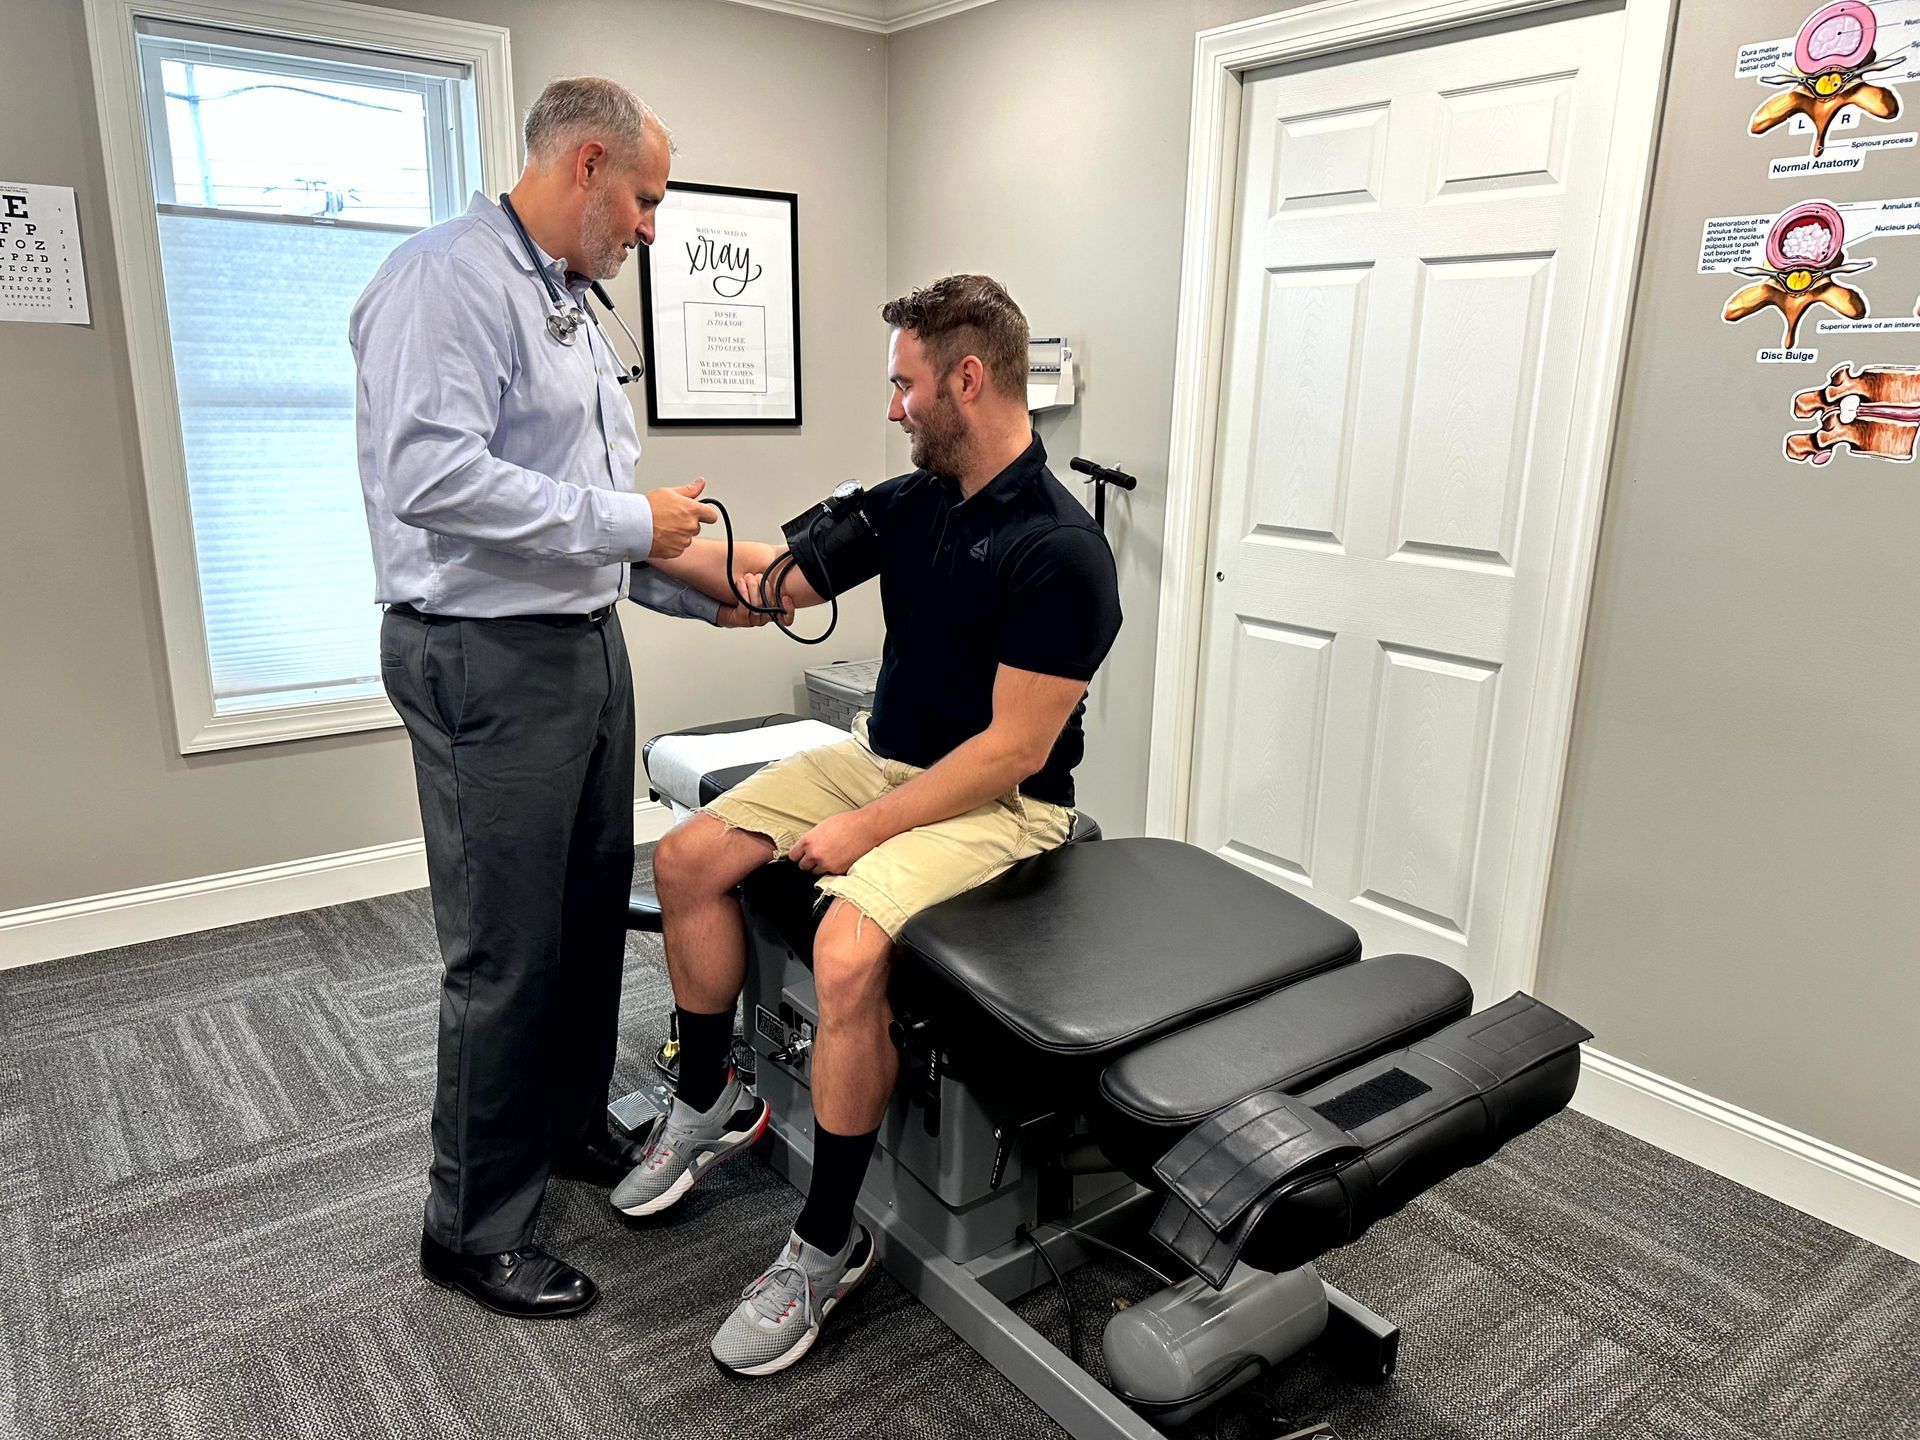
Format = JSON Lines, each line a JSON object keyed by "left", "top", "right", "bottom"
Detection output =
{"left": 522, "top": 76, "right": 675, "bottom": 167}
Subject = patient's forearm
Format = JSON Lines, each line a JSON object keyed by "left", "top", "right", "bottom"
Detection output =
{"left": 856, "top": 729, "right": 1037, "bottom": 842}
{"left": 768, "top": 559, "right": 827, "bottom": 609}
{"left": 646, "top": 537, "right": 782, "bottom": 603}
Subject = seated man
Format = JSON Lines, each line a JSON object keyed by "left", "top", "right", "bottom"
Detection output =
{"left": 615, "top": 273, "right": 1123, "bottom": 1376}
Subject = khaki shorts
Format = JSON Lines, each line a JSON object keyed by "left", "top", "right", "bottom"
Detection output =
{"left": 702, "top": 714, "right": 1075, "bottom": 939}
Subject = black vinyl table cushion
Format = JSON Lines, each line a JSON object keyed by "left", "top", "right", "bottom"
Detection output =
{"left": 1099, "top": 953, "right": 1473, "bottom": 1126}
{"left": 897, "top": 838, "right": 1362, "bottom": 1062}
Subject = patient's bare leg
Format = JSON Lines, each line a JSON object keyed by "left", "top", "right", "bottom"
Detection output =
{"left": 794, "top": 898, "right": 896, "bottom": 1254}
{"left": 653, "top": 814, "right": 777, "bottom": 1108}
{"left": 654, "top": 812, "right": 776, "bottom": 1012}
{"left": 809, "top": 898, "right": 899, "bottom": 1134}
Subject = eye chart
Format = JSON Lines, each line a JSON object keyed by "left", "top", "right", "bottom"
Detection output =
{"left": 0, "top": 183, "right": 90, "bottom": 325}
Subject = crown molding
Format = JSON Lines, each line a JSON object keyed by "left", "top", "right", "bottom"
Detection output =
{"left": 708, "top": 0, "right": 1000, "bottom": 35}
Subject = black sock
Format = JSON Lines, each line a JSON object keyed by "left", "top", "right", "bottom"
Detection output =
{"left": 794, "top": 1124, "right": 879, "bottom": 1256}
{"left": 674, "top": 1006, "right": 735, "bottom": 1114}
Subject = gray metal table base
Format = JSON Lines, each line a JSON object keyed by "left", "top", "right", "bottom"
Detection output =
{"left": 761, "top": 1123, "right": 1396, "bottom": 1439}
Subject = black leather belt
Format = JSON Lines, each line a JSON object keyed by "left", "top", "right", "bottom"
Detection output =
{"left": 386, "top": 602, "right": 614, "bottom": 627}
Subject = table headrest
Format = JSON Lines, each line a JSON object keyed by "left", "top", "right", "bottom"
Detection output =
{"left": 645, "top": 717, "right": 847, "bottom": 808}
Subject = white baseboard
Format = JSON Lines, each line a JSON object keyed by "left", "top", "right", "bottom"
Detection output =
{"left": 0, "top": 800, "right": 678, "bottom": 973}
{"left": 1573, "top": 1048, "right": 1920, "bottom": 1264}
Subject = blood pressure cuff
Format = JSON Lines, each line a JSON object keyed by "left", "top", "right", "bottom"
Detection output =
{"left": 1147, "top": 994, "right": 1590, "bottom": 1287}
{"left": 781, "top": 489, "right": 884, "bottom": 600}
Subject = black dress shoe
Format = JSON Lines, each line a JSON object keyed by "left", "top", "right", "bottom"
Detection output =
{"left": 419, "top": 1233, "right": 599, "bottom": 1319}
{"left": 550, "top": 1124, "right": 649, "bottom": 1187}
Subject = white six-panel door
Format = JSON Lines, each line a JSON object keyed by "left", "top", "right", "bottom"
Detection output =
{"left": 1187, "top": 8, "right": 1627, "bottom": 999}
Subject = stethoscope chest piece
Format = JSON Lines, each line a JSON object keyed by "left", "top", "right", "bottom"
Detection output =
{"left": 501, "top": 192, "right": 645, "bottom": 381}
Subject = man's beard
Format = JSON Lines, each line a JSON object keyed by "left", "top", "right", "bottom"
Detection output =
{"left": 578, "top": 184, "right": 628, "bottom": 281}
{"left": 907, "top": 390, "right": 967, "bottom": 475}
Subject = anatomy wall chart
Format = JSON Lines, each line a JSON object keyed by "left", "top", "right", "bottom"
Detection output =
{"left": 1785, "top": 363, "right": 1920, "bottom": 463}
{"left": 1700, "top": 196, "right": 1920, "bottom": 358}
{"left": 1727, "top": 4, "right": 1919, "bottom": 470}
{"left": 1740, "top": 0, "right": 1917, "bottom": 173}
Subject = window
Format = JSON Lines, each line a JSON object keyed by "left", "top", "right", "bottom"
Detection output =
{"left": 86, "top": 0, "right": 513, "bottom": 751}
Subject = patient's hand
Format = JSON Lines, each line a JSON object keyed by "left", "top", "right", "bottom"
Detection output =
{"left": 737, "top": 571, "right": 796, "bottom": 626}
{"left": 714, "top": 600, "right": 770, "bottom": 628}
{"left": 790, "top": 810, "right": 883, "bottom": 876}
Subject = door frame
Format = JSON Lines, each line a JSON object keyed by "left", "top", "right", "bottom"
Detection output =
{"left": 1145, "top": 0, "right": 1678, "bottom": 1000}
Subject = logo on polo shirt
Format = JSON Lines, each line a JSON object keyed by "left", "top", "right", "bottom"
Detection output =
{"left": 969, "top": 537, "right": 990, "bottom": 562}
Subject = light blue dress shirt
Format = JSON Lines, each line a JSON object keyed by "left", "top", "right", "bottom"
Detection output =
{"left": 351, "top": 193, "right": 718, "bottom": 622}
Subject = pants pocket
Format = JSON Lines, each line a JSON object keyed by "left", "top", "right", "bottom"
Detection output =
{"left": 421, "top": 623, "right": 467, "bottom": 737}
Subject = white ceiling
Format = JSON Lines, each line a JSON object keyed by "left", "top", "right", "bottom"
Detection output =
{"left": 709, "top": 0, "right": 1002, "bottom": 35}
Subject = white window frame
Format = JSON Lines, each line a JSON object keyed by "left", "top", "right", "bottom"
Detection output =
{"left": 84, "top": 0, "right": 517, "bottom": 753}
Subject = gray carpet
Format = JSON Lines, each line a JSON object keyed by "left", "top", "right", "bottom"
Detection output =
{"left": 2, "top": 861, "right": 1916, "bottom": 1440}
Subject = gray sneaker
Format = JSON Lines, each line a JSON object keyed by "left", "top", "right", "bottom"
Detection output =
{"left": 610, "top": 1073, "right": 770, "bottom": 1218}
{"left": 710, "top": 1223, "right": 876, "bottom": 1377}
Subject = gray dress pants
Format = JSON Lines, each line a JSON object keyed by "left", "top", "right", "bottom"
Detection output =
{"left": 381, "top": 606, "right": 635, "bottom": 1254}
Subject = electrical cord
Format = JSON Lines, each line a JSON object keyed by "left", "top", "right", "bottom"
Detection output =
{"left": 1030, "top": 1218, "right": 1175, "bottom": 1288}
{"left": 1111, "top": 1353, "right": 1267, "bottom": 1417}
{"left": 1016, "top": 1223, "right": 1078, "bottom": 1370}
{"left": 706, "top": 498, "right": 838, "bottom": 644}
{"left": 1209, "top": 1385, "right": 1311, "bottom": 1440}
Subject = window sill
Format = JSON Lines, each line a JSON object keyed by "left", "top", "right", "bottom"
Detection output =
{"left": 182, "top": 693, "right": 402, "bottom": 754}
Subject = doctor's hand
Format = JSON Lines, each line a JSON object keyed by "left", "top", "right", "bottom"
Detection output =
{"left": 646, "top": 479, "right": 720, "bottom": 559}
{"left": 789, "top": 810, "right": 884, "bottom": 877}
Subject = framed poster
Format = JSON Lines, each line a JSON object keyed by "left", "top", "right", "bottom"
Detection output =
{"left": 638, "top": 182, "right": 801, "bottom": 425}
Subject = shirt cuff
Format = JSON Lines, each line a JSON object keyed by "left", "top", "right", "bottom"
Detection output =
{"left": 600, "top": 489, "right": 655, "bottom": 564}
{"left": 628, "top": 564, "right": 724, "bottom": 624}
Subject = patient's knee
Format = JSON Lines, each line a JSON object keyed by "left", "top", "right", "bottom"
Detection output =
{"left": 654, "top": 816, "right": 729, "bottom": 902}
{"left": 812, "top": 918, "right": 892, "bottom": 1017}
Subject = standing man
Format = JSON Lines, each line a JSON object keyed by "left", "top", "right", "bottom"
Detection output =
{"left": 352, "top": 77, "right": 763, "bottom": 1320}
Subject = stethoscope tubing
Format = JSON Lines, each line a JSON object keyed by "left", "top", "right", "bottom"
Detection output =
{"left": 498, "top": 192, "right": 644, "bottom": 383}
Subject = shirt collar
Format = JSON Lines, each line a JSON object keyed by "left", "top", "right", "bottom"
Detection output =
{"left": 468, "top": 192, "right": 568, "bottom": 286}
{"left": 948, "top": 431, "right": 1047, "bottom": 510}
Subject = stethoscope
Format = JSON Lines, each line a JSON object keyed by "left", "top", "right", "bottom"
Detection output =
{"left": 498, "top": 192, "right": 645, "bottom": 385}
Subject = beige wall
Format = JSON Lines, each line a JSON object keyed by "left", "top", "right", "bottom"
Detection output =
{"left": 890, "top": 0, "right": 1920, "bottom": 1180}
{"left": 1536, "top": 0, "right": 1920, "bottom": 1179}
{"left": 0, "top": 0, "right": 887, "bottom": 911}
{"left": 886, "top": 0, "right": 1293, "bottom": 838}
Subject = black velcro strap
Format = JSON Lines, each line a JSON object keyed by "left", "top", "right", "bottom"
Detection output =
{"left": 1415, "top": 993, "right": 1594, "bottom": 1094}
{"left": 1313, "top": 1068, "right": 1431, "bottom": 1131}
{"left": 1148, "top": 994, "right": 1592, "bottom": 1288}
{"left": 1151, "top": 1090, "right": 1362, "bottom": 1234}
{"left": 1150, "top": 1158, "right": 1377, "bottom": 1290}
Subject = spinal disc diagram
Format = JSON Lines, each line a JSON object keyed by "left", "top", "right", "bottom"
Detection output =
{"left": 1720, "top": 201, "right": 1874, "bottom": 348}
{"left": 1743, "top": 1, "right": 1915, "bottom": 170}
{"left": 1788, "top": 364, "right": 1919, "bottom": 465}
{"left": 1702, "top": 196, "right": 1920, "bottom": 359}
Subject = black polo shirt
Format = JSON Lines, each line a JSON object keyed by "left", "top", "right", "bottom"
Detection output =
{"left": 840, "top": 435, "right": 1121, "bottom": 808}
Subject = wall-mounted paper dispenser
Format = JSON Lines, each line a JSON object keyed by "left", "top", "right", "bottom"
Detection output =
{"left": 1027, "top": 336, "right": 1076, "bottom": 413}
